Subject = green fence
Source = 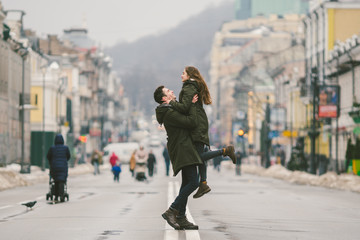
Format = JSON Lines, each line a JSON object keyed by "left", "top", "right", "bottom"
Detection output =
{"left": 31, "top": 131, "right": 56, "bottom": 168}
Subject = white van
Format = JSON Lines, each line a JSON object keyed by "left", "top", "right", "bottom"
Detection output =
{"left": 103, "top": 142, "right": 140, "bottom": 164}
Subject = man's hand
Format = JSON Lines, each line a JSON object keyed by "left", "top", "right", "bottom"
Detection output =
{"left": 192, "top": 94, "right": 198, "bottom": 103}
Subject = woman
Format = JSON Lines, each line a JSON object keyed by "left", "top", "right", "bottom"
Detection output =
{"left": 166, "top": 66, "right": 236, "bottom": 198}
{"left": 47, "top": 134, "right": 71, "bottom": 201}
{"left": 129, "top": 150, "right": 136, "bottom": 177}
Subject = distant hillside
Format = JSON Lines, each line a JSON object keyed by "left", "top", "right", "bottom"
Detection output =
{"left": 106, "top": 1, "right": 234, "bottom": 116}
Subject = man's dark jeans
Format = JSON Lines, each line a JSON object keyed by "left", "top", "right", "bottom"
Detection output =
{"left": 171, "top": 165, "right": 198, "bottom": 216}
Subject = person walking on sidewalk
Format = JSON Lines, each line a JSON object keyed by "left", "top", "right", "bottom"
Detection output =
{"left": 154, "top": 85, "right": 202, "bottom": 230}
{"left": 165, "top": 66, "right": 236, "bottom": 199}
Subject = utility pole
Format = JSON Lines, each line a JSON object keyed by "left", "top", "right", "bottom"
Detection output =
{"left": 41, "top": 66, "right": 46, "bottom": 171}
{"left": 309, "top": 67, "right": 318, "bottom": 174}
{"left": 265, "top": 96, "right": 271, "bottom": 168}
{"left": 335, "top": 57, "right": 340, "bottom": 175}
{"left": 19, "top": 48, "right": 29, "bottom": 173}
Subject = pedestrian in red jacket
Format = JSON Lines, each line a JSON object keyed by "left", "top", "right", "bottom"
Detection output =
{"left": 109, "top": 152, "right": 119, "bottom": 167}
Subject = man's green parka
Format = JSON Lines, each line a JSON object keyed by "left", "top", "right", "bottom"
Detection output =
{"left": 156, "top": 103, "right": 202, "bottom": 176}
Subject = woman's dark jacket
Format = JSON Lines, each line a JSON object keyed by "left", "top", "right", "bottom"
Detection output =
{"left": 156, "top": 103, "right": 202, "bottom": 176}
{"left": 47, "top": 134, "right": 71, "bottom": 182}
{"left": 169, "top": 79, "right": 210, "bottom": 146}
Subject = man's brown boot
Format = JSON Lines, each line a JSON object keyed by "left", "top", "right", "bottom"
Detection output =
{"left": 162, "top": 208, "right": 180, "bottom": 230}
{"left": 193, "top": 181, "right": 211, "bottom": 199}
{"left": 176, "top": 215, "right": 199, "bottom": 230}
{"left": 223, "top": 145, "right": 236, "bottom": 164}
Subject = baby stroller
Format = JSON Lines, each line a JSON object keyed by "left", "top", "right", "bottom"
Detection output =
{"left": 135, "top": 162, "right": 147, "bottom": 181}
{"left": 46, "top": 175, "right": 69, "bottom": 202}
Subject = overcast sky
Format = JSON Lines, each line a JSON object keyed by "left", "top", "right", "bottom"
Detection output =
{"left": 2, "top": 0, "right": 230, "bottom": 47}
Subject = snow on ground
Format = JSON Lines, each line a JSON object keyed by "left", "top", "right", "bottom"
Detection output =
{"left": 222, "top": 161, "right": 360, "bottom": 194}
{"left": 0, "top": 163, "right": 100, "bottom": 191}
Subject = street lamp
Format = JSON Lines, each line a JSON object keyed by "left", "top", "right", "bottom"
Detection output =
{"left": 58, "top": 76, "right": 67, "bottom": 132}
{"left": 19, "top": 47, "right": 29, "bottom": 174}
{"left": 40, "top": 65, "right": 47, "bottom": 171}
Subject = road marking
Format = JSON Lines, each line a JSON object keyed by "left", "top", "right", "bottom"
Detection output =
{"left": 0, "top": 205, "right": 12, "bottom": 210}
{"left": 164, "top": 181, "right": 201, "bottom": 240}
{"left": 175, "top": 181, "right": 201, "bottom": 240}
{"left": 164, "top": 181, "right": 178, "bottom": 240}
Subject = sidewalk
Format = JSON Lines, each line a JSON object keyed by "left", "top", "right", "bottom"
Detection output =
{"left": 222, "top": 161, "right": 360, "bottom": 193}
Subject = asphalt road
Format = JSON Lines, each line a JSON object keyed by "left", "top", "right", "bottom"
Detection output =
{"left": 0, "top": 152, "right": 359, "bottom": 240}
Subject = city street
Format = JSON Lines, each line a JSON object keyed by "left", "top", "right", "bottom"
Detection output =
{"left": 1, "top": 153, "right": 359, "bottom": 240}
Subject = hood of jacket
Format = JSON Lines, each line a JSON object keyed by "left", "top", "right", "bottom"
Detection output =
{"left": 54, "top": 134, "right": 64, "bottom": 145}
{"left": 155, "top": 103, "right": 172, "bottom": 125}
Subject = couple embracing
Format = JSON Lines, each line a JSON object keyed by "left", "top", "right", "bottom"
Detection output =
{"left": 153, "top": 66, "right": 236, "bottom": 230}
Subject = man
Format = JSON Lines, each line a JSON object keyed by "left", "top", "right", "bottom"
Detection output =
{"left": 154, "top": 85, "right": 202, "bottom": 230}
{"left": 235, "top": 151, "right": 242, "bottom": 175}
{"left": 135, "top": 145, "right": 148, "bottom": 181}
{"left": 163, "top": 146, "right": 171, "bottom": 176}
{"left": 90, "top": 149, "right": 102, "bottom": 175}
{"left": 147, "top": 150, "right": 156, "bottom": 177}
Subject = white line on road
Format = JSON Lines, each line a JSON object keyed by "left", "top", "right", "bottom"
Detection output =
{"left": 175, "top": 181, "right": 201, "bottom": 240}
{"left": 164, "top": 181, "right": 179, "bottom": 240}
{"left": 164, "top": 181, "right": 201, "bottom": 240}
{"left": 0, "top": 205, "right": 12, "bottom": 210}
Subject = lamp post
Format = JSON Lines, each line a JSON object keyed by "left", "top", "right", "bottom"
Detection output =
{"left": 19, "top": 47, "right": 29, "bottom": 173}
{"left": 309, "top": 67, "right": 318, "bottom": 175}
{"left": 58, "top": 76, "right": 67, "bottom": 132}
{"left": 41, "top": 66, "right": 47, "bottom": 171}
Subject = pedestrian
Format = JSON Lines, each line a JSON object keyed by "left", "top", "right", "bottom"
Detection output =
{"left": 129, "top": 150, "right": 136, "bottom": 177}
{"left": 279, "top": 148, "right": 286, "bottom": 166}
{"left": 165, "top": 66, "right": 236, "bottom": 199}
{"left": 154, "top": 85, "right": 202, "bottom": 230}
{"left": 213, "top": 155, "right": 222, "bottom": 172}
{"left": 109, "top": 152, "right": 119, "bottom": 167}
{"left": 91, "top": 149, "right": 102, "bottom": 175}
{"left": 345, "top": 139, "right": 353, "bottom": 173}
{"left": 147, "top": 150, "right": 157, "bottom": 177}
{"left": 112, "top": 160, "right": 122, "bottom": 182}
{"left": 135, "top": 146, "right": 147, "bottom": 181}
{"left": 47, "top": 134, "right": 70, "bottom": 202}
{"left": 163, "top": 146, "right": 171, "bottom": 176}
{"left": 235, "top": 151, "right": 242, "bottom": 175}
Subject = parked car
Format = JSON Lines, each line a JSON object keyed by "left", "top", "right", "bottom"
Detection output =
{"left": 103, "top": 142, "right": 140, "bottom": 164}
{"left": 149, "top": 135, "right": 162, "bottom": 148}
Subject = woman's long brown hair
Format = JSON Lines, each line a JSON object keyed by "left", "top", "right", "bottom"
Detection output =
{"left": 185, "top": 66, "right": 212, "bottom": 105}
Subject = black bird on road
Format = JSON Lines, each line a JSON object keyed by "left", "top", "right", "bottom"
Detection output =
{"left": 22, "top": 201, "right": 37, "bottom": 209}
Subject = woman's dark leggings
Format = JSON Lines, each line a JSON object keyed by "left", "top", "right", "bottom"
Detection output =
{"left": 194, "top": 142, "right": 223, "bottom": 182}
